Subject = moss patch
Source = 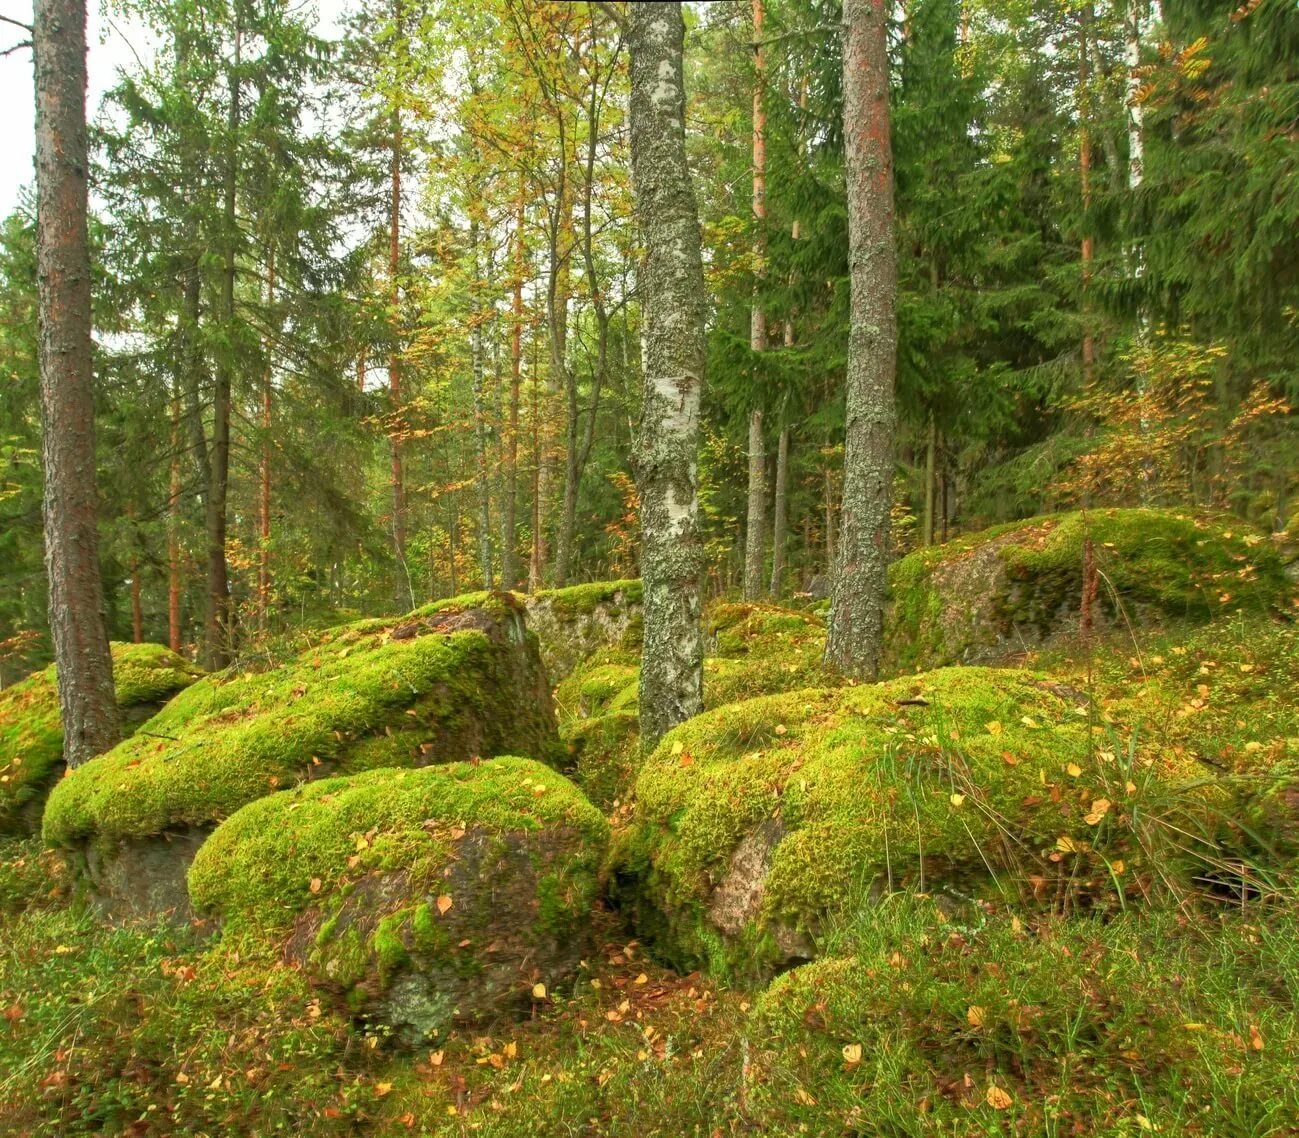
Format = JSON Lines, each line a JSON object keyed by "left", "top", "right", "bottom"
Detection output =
{"left": 0, "top": 643, "right": 203, "bottom": 834}
{"left": 43, "top": 601, "right": 560, "bottom": 853}
{"left": 611, "top": 665, "right": 1271, "bottom": 980}
{"left": 191, "top": 758, "right": 608, "bottom": 1043}
{"left": 884, "top": 508, "right": 1293, "bottom": 674}
{"left": 523, "top": 580, "right": 643, "bottom": 683}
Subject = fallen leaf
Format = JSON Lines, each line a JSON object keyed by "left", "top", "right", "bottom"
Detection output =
{"left": 967, "top": 1005, "right": 986, "bottom": 1028}
{"left": 532, "top": 982, "right": 547, "bottom": 1000}
{"left": 436, "top": 894, "right": 454, "bottom": 915}
{"left": 842, "top": 1042, "right": 862, "bottom": 1065}
{"left": 309, "top": 878, "right": 322, "bottom": 894}
{"left": 986, "top": 1084, "right": 1013, "bottom": 1110}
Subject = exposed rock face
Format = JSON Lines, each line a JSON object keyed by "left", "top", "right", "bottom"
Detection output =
{"left": 81, "top": 828, "right": 209, "bottom": 923}
{"left": 43, "top": 598, "right": 561, "bottom": 922}
{"left": 0, "top": 643, "right": 203, "bottom": 835}
{"left": 190, "top": 758, "right": 608, "bottom": 1045}
{"left": 883, "top": 509, "right": 1292, "bottom": 674}
{"left": 523, "top": 581, "right": 643, "bottom": 683}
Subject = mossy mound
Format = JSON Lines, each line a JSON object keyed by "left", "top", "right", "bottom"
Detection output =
{"left": 609, "top": 666, "right": 1265, "bottom": 980}
{"left": 523, "top": 580, "right": 642, "bottom": 683}
{"left": 43, "top": 600, "right": 560, "bottom": 919}
{"left": 0, "top": 643, "right": 203, "bottom": 834}
{"left": 190, "top": 758, "right": 607, "bottom": 1045}
{"left": 557, "top": 602, "right": 832, "bottom": 808}
{"left": 884, "top": 508, "right": 1293, "bottom": 674}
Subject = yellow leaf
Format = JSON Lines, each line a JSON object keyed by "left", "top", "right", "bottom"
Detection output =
{"left": 949, "top": 793, "right": 966, "bottom": 807}
{"left": 1084, "top": 798, "right": 1112, "bottom": 825}
{"left": 671, "top": 740, "right": 684, "bottom": 756}
{"left": 1021, "top": 716, "right": 1039, "bottom": 729}
{"left": 503, "top": 1040, "right": 518, "bottom": 1059}
{"left": 309, "top": 877, "right": 322, "bottom": 894}
{"left": 1249, "top": 1024, "right": 1264, "bottom": 1051}
{"left": 842, "top": 1042, "right": 863, "bottom": 1065}
{"left": 1066, "top": 762, "right": 1082, "bottom": 778}
{"left": 436, "top": 894, "right": 453, "bottom": 915}
{"left": 375, "top": 1082, "right": 393, "bottom": 1097}
{"left": 967, "top": 1005, "right": 986, "bottom": 1028}
{"left": 985, "top": 720, "right": 1003, "bottom": 736}
{"left": 793, "top": 1087, "right": 817, "bottom": 1106}
{"left": 532, "top": 983, "right": 547, "bottom": 1000}
{"left": 986, "top": 1084, "right": 1013, "bottom": 1110}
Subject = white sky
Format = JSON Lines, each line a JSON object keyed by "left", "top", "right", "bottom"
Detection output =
{"left": 0, "top": 0, "right": 347, "bottom": 221}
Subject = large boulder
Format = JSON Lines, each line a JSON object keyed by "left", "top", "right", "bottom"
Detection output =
{"left": 883, "top": 509, "right": 1292, "bottom": 674}
{"left": 609, "top": 666, "right": 1264, "bottom": 981}
{"left": 43, "top": 596, "right": 560, "bottom": 921}
{"left": 523, "top": 580, "right": 643, "bottom": 683}
{"left": 0, "top": 643, "right": 203, "bottom": 835}
{"left": 189, "top": 758, "right": 607, "bottom": 1045}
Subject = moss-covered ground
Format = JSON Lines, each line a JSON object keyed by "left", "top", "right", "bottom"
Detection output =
{"left": 0, "top": 643, "right": 203, "bottom": 833}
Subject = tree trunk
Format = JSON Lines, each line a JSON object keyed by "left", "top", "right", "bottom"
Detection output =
{"left": 257, "top": 246, "right": 275, "bottom": 629}
{"left": 769, "top": 424, "right": 789, "bottom": 595}
{"left": 33, "top": 0, "right": 121, "bottom": 765}
{"left": 470, "top": 218, "right": 494, "bottom": 588}
{"left": 1079, "top": 2, "right": 1095, "bottom": 385}
{"left": 743, "top": 0, "right": 768, "bottom": 601}
{"left": 130, "top": 554, "right": 143, "bottom": 644}
{"left": 203, "top": 19, "right": 240, "bottom": 671}
{"left": 529, "top": 326, "right": 543, "bottom": 592}
{"left": 168, "top": 390, "right": 183, "bottom": 652}
{"left": 922, "top": 412, "right": 936, "bottom": 546}
{"left": 825, "top": 0, "right": 898, "bottom": 680}
{"left": 389, "top": 0, "right": 408, "bottom": 608}
{"left": 824, "top": 464, "right": 836, "bottom": 572}
{"left": 628, "top": 1, "right": 706, "bottom": 748}
{"left": 501, "top": 189, "right": 525, "bottom": 591}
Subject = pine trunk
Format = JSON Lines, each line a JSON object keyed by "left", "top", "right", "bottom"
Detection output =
{"left": 628, "top": 1, "right": 706, "bottom": 748}
{"left": 205, "top": 22, "right": 240, "bottom": 671}
{"left": 257, "top": 247, "right": 275, "bottom": 628}
{"left": 33, "top": 0, "right": 121, "bottom": 765}
{"left": 825, "top": 0, "right": 898, "bottom": 680}
{"left": 1079, "top": 3, "right": 1095, "bottom": 384}
{"left": 743, "top": 0, "right": 768, "bottom": 601}
{"left": 769, "top": 425, "right": 789, "bottom": 595}
{"left": 389, "top": 0, "right": 408, "bottom": 607}
{"left": 501, "top": 191, "right": 525, "bottom": 591}
{"left": 470, "top": 219, "right": 494, "bottom": 589}
{"left": 167, "top": 391, "right": 183, "bottom": 652}
{"left": 922, "top": 413, "right": 936, "bottom": 546}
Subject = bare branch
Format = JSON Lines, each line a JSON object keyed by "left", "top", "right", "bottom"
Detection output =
{"left": 1, "top": 38, "right": 32, "bottom": 57}
{"left": 0, "top": 14, "right": 32, "bottom": 33}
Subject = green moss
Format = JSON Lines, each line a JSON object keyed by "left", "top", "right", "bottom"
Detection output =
{"left": 884, "top": 508, "right": 1294, "bottom": 673}
{"left": 43, "top": 607, "right": 559, "bottom": 851}
{"left": 191, "top": 758, "right": 607, "bottom": 1042}
{"left": 0, "top": 643, "right": 203, "bottom": 834}
{"left": 614, "top": 665, "right": 1263, "bottom": 979}
{"left": 531, "top": 579, "right": 643, "bottom": 619}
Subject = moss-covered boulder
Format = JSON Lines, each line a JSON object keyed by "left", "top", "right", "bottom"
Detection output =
{"left": 524, "top": 580, "right": 642, "bottom": 683}
{"left": 884, "top": 509, "right": 1292, "bottom": 674}
{"left": 43, "top": 598, "right": 560, "bottom": 921}
{"left": 557, "top": 602, "right": 832, "bottom": 809}
{"left": 190, "top": 758, "right": 607, "bottom": 1045}
{"left": 609, "top": 666, "right": 1254, "bottom": 981}
{"left": 0, "top": 643, "right": 203, "bottom": 835}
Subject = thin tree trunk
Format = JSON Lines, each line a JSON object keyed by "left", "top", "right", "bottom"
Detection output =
{"left": 826, "top": 0, "right": 898, "bottom": 680}
{"left": 743, "top": 0, "right": 768, "bottom": 601}
{"left": 1079, "top": 3, "right": 1095, "bottom": 385}
{"left": 257, "top": 246, "right": 275, "bottom": 629}
{"left": 769, "top": 425, "right": 789, "bottom": 595}
{"left": 130, "top": 555, "right": 143, "bottom": 644}
{"left": 205, "top": 18, "right": 240, "bottom": 670}
{"left": 470, "top": 217, "right": 494, "bottom": 588}
{"left": 922, "top": 412, "right": 936, "bottom": 546}
{"left": 33, "top": 0, "right": 121, "bottom": 764}
{"left": 501, "top": 189, "right": 525, "bottom": 591}
{"left": 389, "top": 0, "right": 409, "bottom": 607}
{"left": 529, "top": 328, "right": 543, "bottom": 592}
{"left": 628, "top": 1, "right": 706, "bottom": 748}
{"left": 824, "top": 465, "right": 836, "bottom": 572}
{"left": 168, "top": 390, "right": 183, "bottom": 652}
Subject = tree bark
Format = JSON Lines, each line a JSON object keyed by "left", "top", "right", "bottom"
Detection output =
{"left": 743, "top": 0, "right": 768, "bottom": 601}
{"left": 769, "top": 424, "right": 789, "bottom": 595}
{"left": 389, "top": 0, "right": 409, "bottom": 607}
{"left": 1079, "top": 2, "right": 1095, "bottom": 385}
{"left": 825, "top": 0, "right": 898, "bottom": 680}
{"left": 204, "top": 18, "right": 240, "bottom": 670}
{"left": 501, "top": 189, "right": 525, "bottom": 591}
{"left": 33, "top": 0, "right": 121, "bottom": 765}
{"left": 167, "top": 390, "right": 183, "bottom": 653}
{"left": 257, "top": 246, "right": 275, "bottom": 629}
{"left": 922, "top": 412, "right": 936, "bottom": 545}
{"left": 470, "top": 217, "right": 494, "bottom": 588}
{"left": 628, "top": 1, "right": 706, "bottom": 748}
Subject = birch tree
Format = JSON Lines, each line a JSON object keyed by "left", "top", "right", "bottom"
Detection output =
{"left": 628, "top": 1, "right": 706, "bottom": 746}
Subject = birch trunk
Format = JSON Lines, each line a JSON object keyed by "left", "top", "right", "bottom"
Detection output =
{"left": 825, "top": 0, "right": 898, "bottom": 680}
{"left": 470, "top": 218, "right": 494, "bottom": 588}
{"left": 628, "top": 1, "right": 706, "bottom": 747}
{"left": 743, "top": 0, "right": 768, "bottom": 601}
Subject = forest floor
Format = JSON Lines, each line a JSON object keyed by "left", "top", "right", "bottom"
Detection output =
{"left": 2, "top": 581, "right": 1298, "bottom": 1135}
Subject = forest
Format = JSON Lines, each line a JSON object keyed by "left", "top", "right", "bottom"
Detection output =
{"left": 0, "top": 0, "right": 1297, "bottom": 1133}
